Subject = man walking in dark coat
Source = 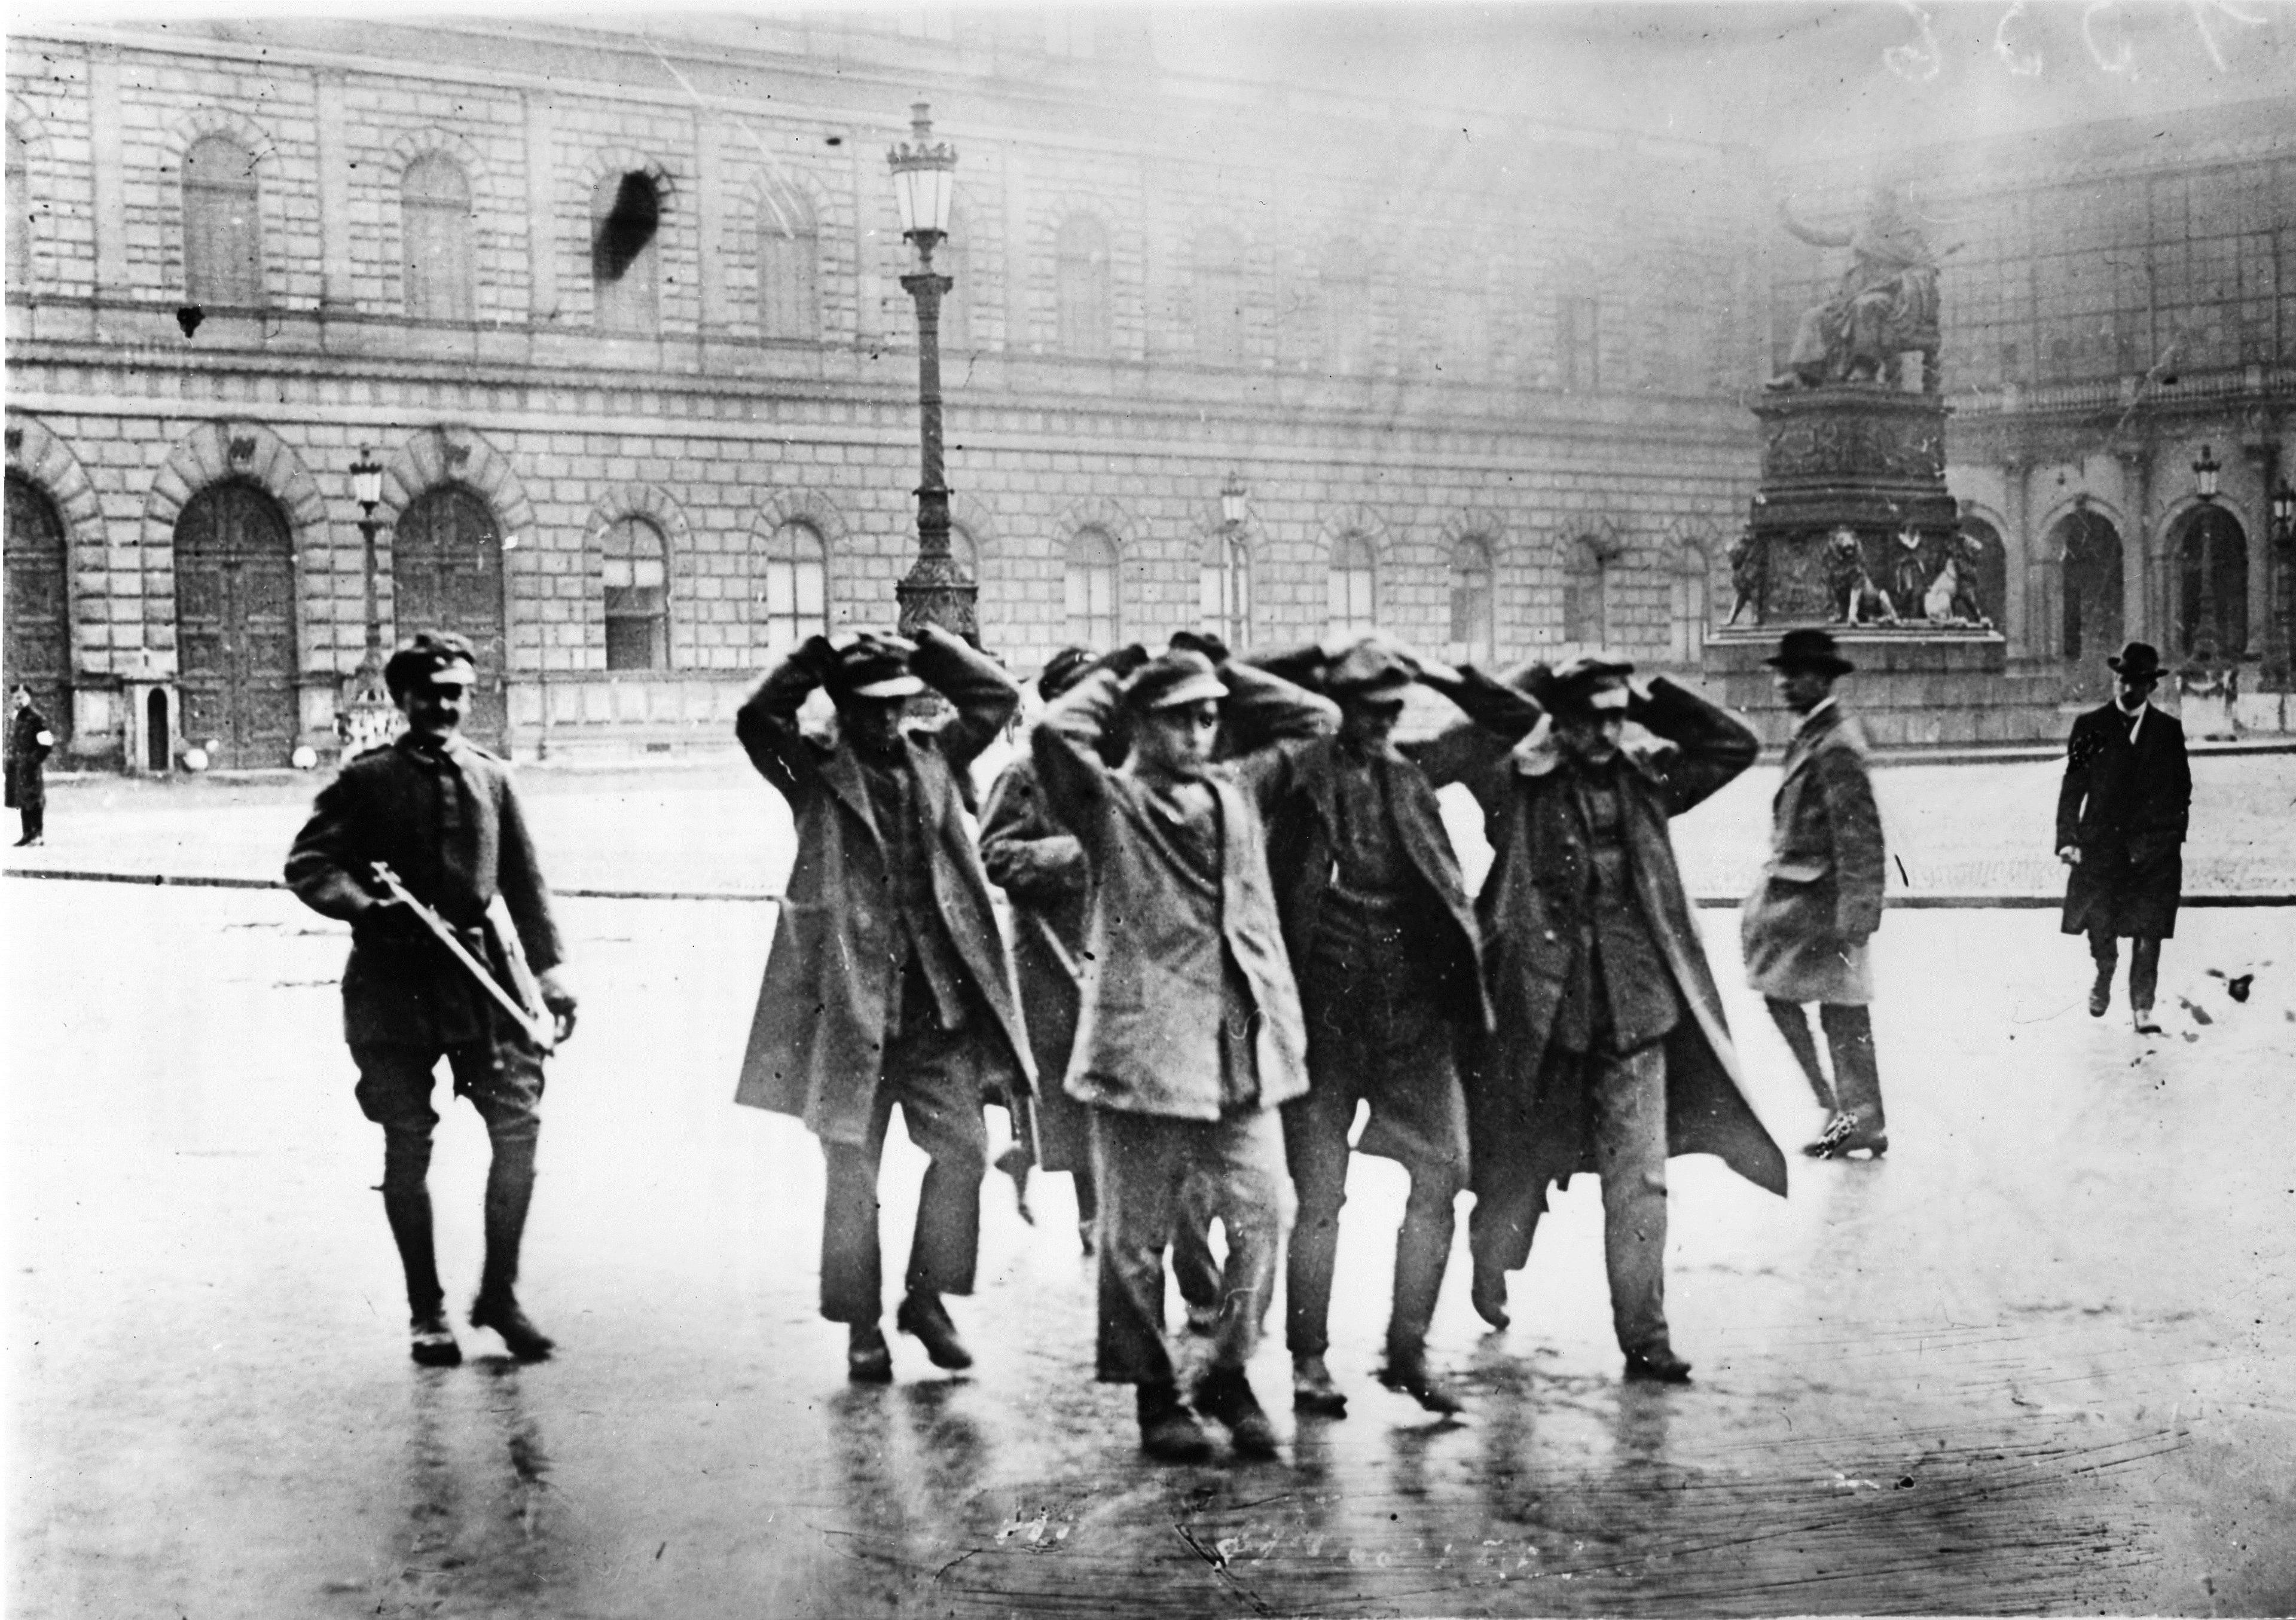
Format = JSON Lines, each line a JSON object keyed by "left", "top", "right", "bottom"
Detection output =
{"left": 733, "top": 627, "right": 1034, "bottom": 1382}
{"left": 1741, "top": 629, "right": 1891, "bottom": 1160}
{"left": 1246, "top": 632, "right": 1490, "bottom": 1418}
{"left": 1419, "top": 653, "right": 1787, "bottom": 1384}
{"left": 7, "top": 684, "right": 54, "bottom": 846}
{"left": 1034, "top": 640, "right": 1335, "bottom": 1461}
{"left": 285, "top": 633, "right": 579, "bottom": 1367}
{"left": 2057, "top": 640, "right": 2191, "bottom": 1034}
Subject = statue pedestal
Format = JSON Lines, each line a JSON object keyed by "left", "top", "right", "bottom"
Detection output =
{"left": 1705, "top": 384, "right": 2050, "bottom": 747}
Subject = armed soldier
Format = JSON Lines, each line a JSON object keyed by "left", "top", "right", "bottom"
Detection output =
{"left": 285, "top": 632, "right": 578, "bottom": 1368}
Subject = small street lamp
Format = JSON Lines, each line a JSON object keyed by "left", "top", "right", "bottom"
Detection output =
{"left": 2193, "top": 444, "right": 2221, "bottom": 503}
{"left": 2272, "top": 476, "right": 2295, "bottom": 542}
{"left": 887, "top": 102, "right": 975, "bottom": 642}
{"left": 340, "top": 448, "right": 399, "bottom": 753}
{"left": 1220, "top": 472, "right": 1250, "bottom": 530}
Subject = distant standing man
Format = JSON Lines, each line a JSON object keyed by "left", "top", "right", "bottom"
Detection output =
{"left": 734, "top": 627, "right": 1034, "bottom": 1382}
{"left": 1741, "top": 629, "right": 1891, "bottom": 1160}
{"left": 285, "top": 633, "right": 579, "bottom": 1367}
{"left": 1247, "top": 633, "right": 1490, "bottom": 1419}
{"left": 2057, "top": 640, "right": 2190, "bottom": 1035}
{"left": 7, "top": 686, "right": 54, "bottom": 846}
{"left": 1034, "top": 641, "right": 1335, "bottom": 1461}
{"left": 1421, "top": 653, "right": 1786, "bottom": 1384}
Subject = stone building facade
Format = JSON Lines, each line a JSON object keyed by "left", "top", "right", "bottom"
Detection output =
{"left": 3, "top": 13, "right": 1763, "bottom": 769}
{"left": 1770, "top": 99, "right": 2296, "bottom": 743}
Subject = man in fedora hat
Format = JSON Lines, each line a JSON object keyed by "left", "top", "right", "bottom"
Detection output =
{"left": 1741, "top": 628, "right": 1891, "bottom": 1159}
{"left": 2056, "top": 640, "right": 2190, "bottom": 1034}
{"left": 1033, "top": 637, "right": 1334, "bottom": 1461}
{"left": 1241, "top": 631, "right": 1492, "bottom": 1418}
{"left": 1419, "top": 652, "right": 1785, "bottom": 1385}
{"left": 733, "top": 626, "right": 1035, "bottom": 1381}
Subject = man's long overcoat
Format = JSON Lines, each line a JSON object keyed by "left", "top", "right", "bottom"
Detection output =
{"left": 732, "top": 626, "right": 1033, "bottom": 1146}
{"left": 2056, "top": 701, "right": 2190, "bottom": 940}
{"left": 1741, "top": 701, "right": 1887, "bottom": 1005}
{"left": 5, "top": 704, "right": 52, "bottom": 813}
{"left": 1417, "top": 672, "right": 1788, "bottom": 1208}
{"left": 1031, "top": 659, "right": 1336, "bottom": 1120}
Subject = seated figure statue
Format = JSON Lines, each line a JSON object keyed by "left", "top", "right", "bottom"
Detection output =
{"left": 1769, "top": 184, "right": 1941, "bottom": 393}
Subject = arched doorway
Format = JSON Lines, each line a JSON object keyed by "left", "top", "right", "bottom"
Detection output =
{"left": 393, "top": 485, "right": 506, "bottom": 748}
{"left": 2173, "top": 505, "right": 2248, "bottom": 660}
{"left": 2055, "top": 508, "right": 2123, "bottom": 701}
{"left": 4, "top": 472, "right": 72, "bottom": 747}
{"left": 175, "top": 481, "right": 298, "bottom": 768}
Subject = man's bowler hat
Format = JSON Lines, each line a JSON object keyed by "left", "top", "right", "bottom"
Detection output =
{"left": 2106, "top": 641, "right": 2163, "bottom": 681}
{"left": 828, "top": 633, "right": 925, "bottom": 701}
{"left": 1121, "top": 648, "right": 1228, "bottom": 713}
{"left": 1764, "top": 627, "right": 1856, "bottom": 677}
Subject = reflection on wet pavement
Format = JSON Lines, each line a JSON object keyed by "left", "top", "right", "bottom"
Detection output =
{"left": 8, "top": 885, "right": 2294, "bottom": 1617}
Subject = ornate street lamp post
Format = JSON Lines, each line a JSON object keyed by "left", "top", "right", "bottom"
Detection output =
{"left": 886, "top": 102, "right": 975, "bottom": 642}
{"left": 2269, "top": 473, "right": 2295, "bottom": 690}
{"left": 340, "top": 448, "right": 400, "bottom": 753}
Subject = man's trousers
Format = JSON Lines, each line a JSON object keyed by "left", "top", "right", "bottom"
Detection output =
{"left": 1467, "top": 1040, "right": 1671, "bottom": 1356}
{"left": 1092, "top": 1105, "right": 1290, "bottom": 1387}
{"left": 2089, "top": 924, "right": 2163, "bottom": 1012}
{"left": 818, "top": 1012, "right": 989, "bottom": 1325}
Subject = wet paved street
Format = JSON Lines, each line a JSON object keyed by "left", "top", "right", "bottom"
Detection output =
{"left": 7, "top": 760, "right": 2296, "bottom": 1616}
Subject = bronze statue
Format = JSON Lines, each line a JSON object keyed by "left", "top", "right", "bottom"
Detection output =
{"left": 1824, "top": 529, "right": 1897, "bottom": 626}
{"left": 1769, "top": 185, "right": 1941, "bottom": 393}
{"left": 1725, "top": 530, "right": 1764, "bottom": 626}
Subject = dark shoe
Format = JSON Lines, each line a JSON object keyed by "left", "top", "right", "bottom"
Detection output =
{"left": 2088, "top": 971, "right": 2112, "bottom": 1017}
{"left": 1137, "top": 1384, "right": 1213, "bottom": 1463}
{"left": 1470, "top": 1263, "right": 1511, "bottom": 1332}
{"left": 847, "top": 1321, "right": 893, "bottom": 1383}
{"left": 1291, "top": 1354, "right": 1348, "bottom": 1418}
{"left": 1624, "top": 1344, "right": 1693, "bottom": 1384}
{"left": 1378, "top": 1347, "right": 1465, "bottom": 1416}
{"left": 1803, "top": 1112, "right": 1889, "bottom": 1160}
{"left": 895, "top": 1289, "right": 973, "bottom": 1370}
{"left": 2132, "top": 1005, "right": 2163, "bottom": 1035}
{"left": 410, "top": 1309, "right": 462, "bottom": 1368}
{"left": 1193, "top": 1367, "right": 1280, "bottom": 1459}
{"left": 470, "top": 1292, "right": 555, "bottom": 1361}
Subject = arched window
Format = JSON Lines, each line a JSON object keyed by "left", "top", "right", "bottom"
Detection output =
{"left": 1563, "top": 536, "right": 1608, "bottom": 645}
{"left": 2056, "top": 508, "right": 2124, "bottom": 701}
{"left": 1448, "top": 537, "right": 1495, "bottom": 664}
{"left": 401, "top": 153, "right": 475, "bottom": 322}
{"left": 761, "top": 521, "right": 827, "bottom": 654}
{"left": 1056, "top": 214, "right": 1111, "bottom": 356}
{"left": 2177, "top": 506, "right": 2249, "bottom": 658}
{"left": 4, "top": 473, "right": 70, "bottom": 742}
{"left": 1669, "top": 543, "right": 1710, "bottom": 664}
{"left": 1192, "top": 226, "right": 1244, "bottom": 365}
{"left": 7, "top": 124, "right": 30, "bottom": 293}
{"left": 1199, "top": 531, "right": 1251, "bottom": 649}
{"left": 183, "top": 135, "right": 262, "bottom": 306}
{"left": 395, "top": 485, "right": 505, "bottom": 746}
{"left": 1320, "top": 241, "right": 1370, "bottom": 374}
{"left": 1065, "top": 527, "right": 1119, "bottom": 646}
{"left": 593, "top": 170, "right": 662, "bottom": 336}
{"left": 602, "top": 515, "right": 669, "bottom": 670}
{"left": 1327, "top": 533, "right": 1376, "bottom": 637}
{"left": 756, "top": 182, "right": 819, "bottom": 340}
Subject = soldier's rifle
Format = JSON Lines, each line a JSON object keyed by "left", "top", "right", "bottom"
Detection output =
{"left": 370, "top": 861, "right": 558, "bottom": 1052}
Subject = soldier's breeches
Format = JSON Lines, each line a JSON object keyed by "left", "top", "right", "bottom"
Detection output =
{"left": 1094, "top": 1107, "right": 1289, "bottom": 1385}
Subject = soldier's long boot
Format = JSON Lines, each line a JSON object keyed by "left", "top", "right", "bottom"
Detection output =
{"left": 471, "top": 1117, "right": 553, "bottom": 1360}
{"left": 380, "top": 1127, "right": 457, "bottom": 1367}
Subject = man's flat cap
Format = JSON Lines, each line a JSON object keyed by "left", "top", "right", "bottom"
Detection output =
{"left": 828, "top": 633, "right": 924, "bottom": 700}
{"left": 1121, "top": 648, "right": 1228, "bottom": 712}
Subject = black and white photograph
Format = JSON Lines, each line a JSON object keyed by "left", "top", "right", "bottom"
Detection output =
{"left": 4, "top": 1, "right": 2294, "bottom": 1614}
